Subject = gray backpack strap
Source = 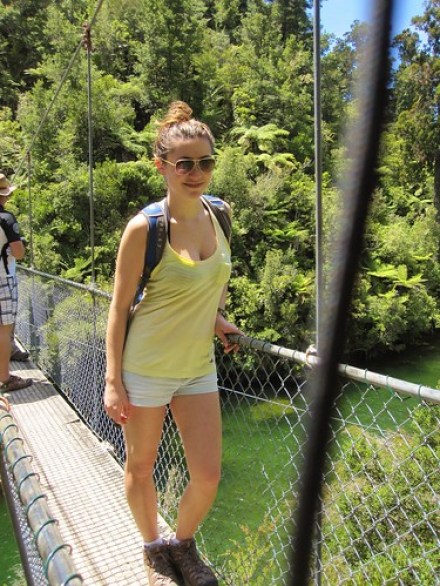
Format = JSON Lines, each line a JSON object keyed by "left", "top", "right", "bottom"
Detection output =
{"left": 202, "top": 195, "right": 232, "bottom": 243}
{"left": 132, "top": 195, "right": 230, "bottom": 309}
{"left": 133, "top": 198, "right": 168, "bottom": 306}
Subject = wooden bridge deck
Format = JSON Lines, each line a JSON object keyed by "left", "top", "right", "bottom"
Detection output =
{"left": 4, "top": 355, "right": 171, "bottom": 585}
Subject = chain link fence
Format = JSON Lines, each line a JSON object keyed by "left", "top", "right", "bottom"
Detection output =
{"left": 13, "top": 267, "right": 440, "bottom": 585}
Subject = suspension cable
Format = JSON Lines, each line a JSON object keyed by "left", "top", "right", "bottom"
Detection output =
{"left": 313, "top": 0, "right": 323, "bottom": 352}
{"left": 83, "top": 23, "right": 96, "bottom": 286}
{"left": 288, "top": 0, "right": 394, "bottom": 583}
{"left": 26, "top": 152, "right": 34, "bottom": 268}
{"left": 312, "top": 3, "right": 324, "bottom": 583}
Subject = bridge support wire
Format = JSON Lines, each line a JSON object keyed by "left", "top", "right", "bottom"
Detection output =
{"left": 12, "top": 0, "right": 106, "bottom": 182}
{"left": 0, "top": 397, "right": 83, "bottom": 586}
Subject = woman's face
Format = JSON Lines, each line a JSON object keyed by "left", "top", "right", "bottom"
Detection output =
{"left": 156, "top": 137, "right": 214, "bottom": 199}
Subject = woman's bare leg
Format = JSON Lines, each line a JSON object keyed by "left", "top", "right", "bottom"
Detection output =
{"left": 170, "top": 392, "right": 222, "bottom": 540}
{"left": 123, "top": 405, "right": 167, "bottom": 542}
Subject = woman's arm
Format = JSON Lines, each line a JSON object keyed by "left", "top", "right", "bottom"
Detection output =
{"left": 104, "top": 214, "right": 148, "bottom": 424}
{"left": 215, "top": 284, "right": 243, "bottom": 354}
{"left": 214, "top": 202, "right": 243, "bottom": 353}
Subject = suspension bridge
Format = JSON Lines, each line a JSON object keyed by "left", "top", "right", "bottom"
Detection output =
{"left": 1, "top": 267, "right": 439, "bottom": 585}
{"left": 1, "top": 0, "right": 440, "bottom": 584}
{"left": 2, "top": 348, "right": 149, "bottom": 585}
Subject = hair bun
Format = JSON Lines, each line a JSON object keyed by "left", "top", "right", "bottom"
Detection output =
{"left": 154, "top": 101, "right": 214, "bottom": 157}
{"left": 159, "top": 101, "right": 193, "bottom": 129}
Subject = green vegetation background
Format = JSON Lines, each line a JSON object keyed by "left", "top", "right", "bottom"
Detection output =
{"left": 1, "top": 3, "right": 439, "bottom": 583}
{"left": 0, "top": 490, "right": 26, "bottom": 586}
{"left": 1, "top": 0, "right": 439, "bottom": 360}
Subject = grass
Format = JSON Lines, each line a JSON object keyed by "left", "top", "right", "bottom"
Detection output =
{"left": 203, "top": 397, "right": 303, "bottom": 561}
{"left": 367, "top": 335, "right": 440, "bottom": 389}
{"left": 336, "top": 383, "right": 421, "bottom": 434}
{"left": 200, "top": 339, "right": 439, "bottom": 577}
{"left": 0, "top": 493, "right": 26, "bottom": 586}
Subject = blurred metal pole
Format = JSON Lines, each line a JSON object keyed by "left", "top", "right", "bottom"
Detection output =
{"left": 289, "top": 0, "right": 394, "bottom": 583}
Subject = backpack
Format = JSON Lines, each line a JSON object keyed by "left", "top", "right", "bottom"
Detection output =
{"left": 133, "top": 194, "right": 232, "bottom": 306}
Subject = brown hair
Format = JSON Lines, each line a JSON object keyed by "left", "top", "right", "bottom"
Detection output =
{"left": 154, "top": 101, "right": 215, "bottom": 159}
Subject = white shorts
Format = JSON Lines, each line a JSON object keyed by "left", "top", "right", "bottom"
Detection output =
{"left": 122, "top": 370, "right": 218, "bottom": 407}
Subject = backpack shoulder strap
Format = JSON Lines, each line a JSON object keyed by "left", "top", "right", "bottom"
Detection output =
{"left": 134, "top": 198, "right": 168, "bottom": 305}
{"left": 132, "top": 195, "right": 230, "bottom": 308}
{"left": 202, "top": 194, "right": 232, "bottom": 243}
{"left": 0, "top": 215, "right": 9, "bottom": 274}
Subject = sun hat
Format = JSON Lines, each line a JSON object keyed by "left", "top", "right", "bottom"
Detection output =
{"left": 0, "top": 174, "right": 17, "bottom": 196}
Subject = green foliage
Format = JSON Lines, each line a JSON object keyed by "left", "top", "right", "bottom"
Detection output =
{"left": 39, "top": 290, "right": 107, "bottom": 375}
{"left": 220, "top": 520, "right": 277, "bottom": 584}
{"left": 325, "top": 420, "right": 440, "bottom": 582}
{"left": 0, "top": 0, "right": 51, "bottom": 109}
{"left": 0, "top": 0, "right": 439, "bottom": 359}
{"left": 0, "top": 107, "right": 24, "bottom": 175}
{"left": 260, "top": 248, "right": 313, "bottom": 344}
{"left": 231, "top": 123, "right": 290, "bottom": 154}
{"left": 132, "top": 0, "right": 208, "bottom": 113}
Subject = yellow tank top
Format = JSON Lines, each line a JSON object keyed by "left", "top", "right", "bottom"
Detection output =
{"left": 122, "top": 210, "right": 231, "bottom": 378}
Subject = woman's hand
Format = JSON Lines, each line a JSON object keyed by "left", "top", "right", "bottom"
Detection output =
{"left": 215, "top": 313, "right": 244, "bottom": 354}
{"left": 103, "top": 381, "right": 131, "bottom": 425}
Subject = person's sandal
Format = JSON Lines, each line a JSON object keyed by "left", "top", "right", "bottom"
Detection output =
{"left": 10, "top": 349, "right": 30, "bottom": 362}
{"left": 0, "top": 375, "right": 33, "bottom": 392}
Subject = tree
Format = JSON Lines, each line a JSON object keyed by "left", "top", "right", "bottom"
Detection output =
{"left": 132, "top": 0, "right": 208, "bottom": 116}
{"left": 0, "top": 0, "right": 51, "bottom": 109}
{"left": 1, "top": 0, "right": 439, "bottom": 358}
{"left": 270, "top": 0, "right": 312, "bottom": 44}
{"left": 391, "top": 1, "right": 440, "bottom": 213}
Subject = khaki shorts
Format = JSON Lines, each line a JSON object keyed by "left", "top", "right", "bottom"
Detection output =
{"left": 122, "top": 370, "right": 218, "bottom": 407}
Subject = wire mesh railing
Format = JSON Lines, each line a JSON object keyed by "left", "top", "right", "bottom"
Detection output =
{"left": 13, "top": 267, "right": 440, "bottom": 585}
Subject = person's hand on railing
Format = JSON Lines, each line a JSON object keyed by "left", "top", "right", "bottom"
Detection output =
{"left": 215, "top": 310, "right": 244, "bottom": 354}
{"left": 305, "top": 344, "right": 318, "bottom": 367}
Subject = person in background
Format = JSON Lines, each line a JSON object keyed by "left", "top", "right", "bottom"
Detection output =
{"left": 0, "top": 173, "right": 32, "bottom": 392}
{"left": 104, "top": 102, "right": 242, "bottom": 586}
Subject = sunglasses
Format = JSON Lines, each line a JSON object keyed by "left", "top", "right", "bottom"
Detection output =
{"left": 161, "top": 156, "right": 216, "bottom": 175}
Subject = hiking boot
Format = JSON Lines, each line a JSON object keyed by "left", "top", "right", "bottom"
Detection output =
{"left": 10, "top": 349, "right": 30, "bottom": 362}
{"left": 0, "top": 375, "right": 33, "bottom": 393}
{"left": 143, "top": 542, "right": 181, "bottom": 586}
{"left": 170, "top": 538, "right": 218, "bottom": 586}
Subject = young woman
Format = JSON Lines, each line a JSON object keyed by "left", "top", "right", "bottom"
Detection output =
{"left": 104, "top": 101, "right": 242, "bottom": 586}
